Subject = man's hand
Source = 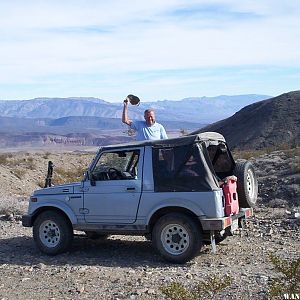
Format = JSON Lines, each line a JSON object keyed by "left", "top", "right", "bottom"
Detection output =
{"left": 122, "top": 98, "right": 132, "bottom": 125}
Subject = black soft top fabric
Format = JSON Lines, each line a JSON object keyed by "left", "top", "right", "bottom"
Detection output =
{"left": 98, "top": 132, "right": 227, "bottom": 192}
{"left": 100, "top": 132, "right": 225, "bottom": 151}
{"left": 152, "top": 141, "right": 220, "bottom": 192}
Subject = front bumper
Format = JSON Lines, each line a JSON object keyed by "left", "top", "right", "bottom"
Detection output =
{"left": 199, "top": 208, "right": 253, "bottom": 231}
{"left": 22, "top": 214, "right": 33, "bottom": 227}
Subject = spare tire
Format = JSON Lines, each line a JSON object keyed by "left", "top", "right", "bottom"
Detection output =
{"left": 234, "top": 161, "right": 258, "bottom": 208}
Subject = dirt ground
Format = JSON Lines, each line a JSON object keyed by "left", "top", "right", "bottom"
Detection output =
{"left": 0, "top": 149, "right": 299, "bottom": 299}
{"left": 0, "top": 208, "right": 299, "bottom": 300}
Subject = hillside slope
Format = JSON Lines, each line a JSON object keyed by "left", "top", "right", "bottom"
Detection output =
{"left": 194, "top": 91, "right": 300, "bottom": 149}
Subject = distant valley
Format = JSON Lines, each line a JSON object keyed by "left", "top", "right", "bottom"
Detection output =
{"left": 0, "top": 94, "right": 273, "bottom": 148}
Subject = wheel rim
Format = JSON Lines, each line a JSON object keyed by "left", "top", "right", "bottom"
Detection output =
{"left": 39, "top": 220, "right": 61, "bottom": 248}
{"left": 161, "top": 223, "right": 190, "bottom": 256}
{"left": 246, "top": 169, "right": 256, "bottom": 199}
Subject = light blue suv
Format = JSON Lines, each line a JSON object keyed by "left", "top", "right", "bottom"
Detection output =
{"left": 22, "top": 132, "right": 257, "bottom": 263}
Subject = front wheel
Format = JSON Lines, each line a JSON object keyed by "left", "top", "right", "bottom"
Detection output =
{"left": 152, "top": 213, "right": 202, "bottom": 264}
{"left": 33, "top": 211, "right": 73, "bottom": 255}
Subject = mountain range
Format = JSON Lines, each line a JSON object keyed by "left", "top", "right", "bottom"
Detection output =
{"left": 2, "top": 92, "right": 298, "bottom": 150}
{"left": 0, "top": 94, "right": 270, "bottom": 123}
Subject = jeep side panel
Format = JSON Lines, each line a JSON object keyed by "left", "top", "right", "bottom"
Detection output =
{"left": 135, "top": 146, "right": 225, "bottom": 224}
{"left": 82, "top": 147, "right": 144, "bottom": 224}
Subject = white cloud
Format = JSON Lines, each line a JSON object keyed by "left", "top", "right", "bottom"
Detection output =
{"left": 0, "top": 0, "right": 299, "bottom": 100}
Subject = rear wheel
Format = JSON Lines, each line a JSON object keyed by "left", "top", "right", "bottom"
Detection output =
{"left": 33, "top": 211, "right": 73, "bottom": 255}
{"left": 152, "top": 213, "right": 202, "bottom": 263}
{"left": 234, "top": 161, "right": 258, "bottom": 208}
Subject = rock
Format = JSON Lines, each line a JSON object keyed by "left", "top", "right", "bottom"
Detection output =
{"left": 5, "top": 213, "right": 14, "bottom": 221}
{"left": 76, "top": 285, "right": 85, "bottom": 294}
{"left": 34, "top": 263, "right": 46, "bottom": 270}
{"left": 146, "top": 289, "right": 156, "bottom": 295}
{"left": 255, "top": 274, "right": 269, "bottom": 285}
{"left": 265, "top": 228, "right": 273, "bottom": 236}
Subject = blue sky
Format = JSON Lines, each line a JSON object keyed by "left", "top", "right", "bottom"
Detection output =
{"left": 0, "top": 0, "right": 299, "bottom": 102}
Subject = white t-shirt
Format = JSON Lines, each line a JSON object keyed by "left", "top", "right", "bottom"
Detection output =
{"left": 130, "top": 121, "right": 168, "bottom": 141}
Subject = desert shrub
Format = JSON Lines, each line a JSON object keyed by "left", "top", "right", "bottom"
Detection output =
{"left": 27, "top": 162, "right": 36, "bottom": 170}
{"left": 26, "top": 157, "right": 34, "bottom": 162}
{"left": 268, "top": 254, "right": 300, "bottom": 299}
{"left": 160, "top": 282, "right": 195, "bottom": 300}
{"left": 37, "top": 180, "right": 45, "bottom": 188}
{"left": 0, "top": 153, "right": 13, "bottom": 165}
{"left": 268, "top": 199, "right": 288, "bottom": 208}
{"left": 0, "top": 154, "right": 8, "bottom": 164}
{"left": 1, "top": 156, "right": 36, "bottom": 170}
{"left": 232, "top": 149, "right": 265, "bottom": 160}
{"left": 233, "top": 146, "right": 299, "bottom": 160}
{"left": 283, "top": 147, "right": 300, "bottom": 158}
{"left": 291, "top": 161, "right": 300, "bottom": 174}
{"left": 160, "top": 274, "right": 233, "bottom": 300}
{"left": 0, "top": 196, "right": 28, "bottom": 215}
{"left": 264, "top": 144, "right": 298, "bottom": 153}
{"left": 23, "top": 157, "right": 36, "bottom": 170}
{"left": 53, "top": 166, "right": 86, "bottom": 184}
{"left": 0, "top": 153, "right": 38, "bottom": 169}
{"left": 5, "top": 158, "right": 24, "bottom": 167}
{"left": 43, "top": 151, "right": 51, "bottom": 159}
{"left": 11, "top": 169, "right": 26, "bottom": 180}
{"left": 194, "top": 274, "right": 233, "bottom": 298}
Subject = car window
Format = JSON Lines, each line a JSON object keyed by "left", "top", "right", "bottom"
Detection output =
{"left": 152, "top": 143, "right": 217, "bottom": 192}
{"left": 92, "top": 150, "right": 140, "bottom": 180}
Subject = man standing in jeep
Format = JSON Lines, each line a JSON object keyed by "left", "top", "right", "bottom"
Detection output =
{"left": 122, "top": 98, "right": 168, "bottom": 141}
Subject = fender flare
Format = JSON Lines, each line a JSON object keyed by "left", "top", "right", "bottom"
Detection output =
{"left": 31, "top": 201, "right": 78, "bottom": 225}
{"left": 146, "top": 201, "right": 205, "bottom": 226}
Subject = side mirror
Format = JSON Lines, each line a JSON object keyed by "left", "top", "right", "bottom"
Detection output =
{"left": 86, "top": 170, "right": 96, "bottom": 186}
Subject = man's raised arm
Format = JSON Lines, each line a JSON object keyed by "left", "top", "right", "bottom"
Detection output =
{"left": 122, "top": 99, "right": 132, "bottom": 126}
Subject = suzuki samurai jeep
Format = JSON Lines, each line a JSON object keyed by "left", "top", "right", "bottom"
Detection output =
{"left": 22, "top": 132, "right": 258, "bottom": 263}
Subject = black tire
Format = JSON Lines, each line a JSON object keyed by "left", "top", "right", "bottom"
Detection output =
{"left": 152, "top": 213, "right": 202, "bottom": 264}
{"left": 33, "top": 211, "right": 73, "bottom": 255}
{"left": 85, "top": 231, "right": 109, "bottom": 240}
{"left": 234, "top": 161, "right": 258, "bottom": 208}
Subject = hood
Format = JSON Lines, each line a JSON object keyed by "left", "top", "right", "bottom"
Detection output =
{"left": 33, "top": 182, "right": 82, "bottom": 196}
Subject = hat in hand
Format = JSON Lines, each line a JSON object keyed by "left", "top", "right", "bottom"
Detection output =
{"left": 126, "top": 94, "right": 140, "bottom": 106}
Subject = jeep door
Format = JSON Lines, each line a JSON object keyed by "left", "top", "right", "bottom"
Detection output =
{"left": 83, "top": 148, "right": 143, "bottom": 224}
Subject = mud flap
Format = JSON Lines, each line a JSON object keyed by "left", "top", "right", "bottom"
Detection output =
{"left": 210, "top": 231, "right": 217, "bottom": 254}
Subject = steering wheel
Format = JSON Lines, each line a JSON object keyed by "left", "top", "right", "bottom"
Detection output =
{"left": 108, "top": 167, "right": 122, "bottom": 180}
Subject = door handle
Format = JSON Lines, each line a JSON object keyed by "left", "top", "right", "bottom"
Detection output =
{"left": 127, "top": 187, "right": 136, "bottom": 191}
